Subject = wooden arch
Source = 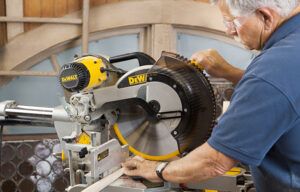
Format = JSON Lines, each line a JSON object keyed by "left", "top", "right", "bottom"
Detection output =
{"left": 0, "top": 0, "right": 225, "bottom": 85}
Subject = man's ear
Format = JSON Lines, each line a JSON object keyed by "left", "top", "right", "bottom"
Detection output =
{"left": 256, "top": 8, "right": 276, "bottom": 30}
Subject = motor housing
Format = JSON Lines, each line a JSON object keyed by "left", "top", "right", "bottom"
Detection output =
{"left": 59, "top": 55, "right": 108, "bottom": 92}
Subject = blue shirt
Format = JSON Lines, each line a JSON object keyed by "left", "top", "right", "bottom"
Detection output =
{"left": 208, "top": 13, "right": 300, "bottom": 192}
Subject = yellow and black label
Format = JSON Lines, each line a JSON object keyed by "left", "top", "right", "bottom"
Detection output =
{"left": 97, "top": 149, "right": 109, "bottom": 161}
{"left": 128, "top": 74, "right": 147, "bottom": 86}
{"left": 61, "top": 75, "right": 78, "bottom": 83}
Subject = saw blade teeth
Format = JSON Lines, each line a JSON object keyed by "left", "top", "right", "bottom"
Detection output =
{"left": 172, "top": 54, "right": 217, "bottom": 142}
{"left": 175, "top": 54, "right": 217, "bottom": 135}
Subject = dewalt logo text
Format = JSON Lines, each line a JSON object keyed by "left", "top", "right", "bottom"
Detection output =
{"left": 61, "top": 75, "right": 78, "bottom": 83}
{"left": 128, "top": 74, "right": 147, "bottom": 85}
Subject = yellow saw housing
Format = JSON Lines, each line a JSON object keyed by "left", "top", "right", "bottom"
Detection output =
{"left": 59, "top": 55, "right": 108, "bottom": 92}
{"left": 113, "top": 124, "right": 180, "bottom": 161}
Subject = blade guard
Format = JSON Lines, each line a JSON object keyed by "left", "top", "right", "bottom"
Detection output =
{"left": 114, "top": 52, "right": 216, "bottom": 160}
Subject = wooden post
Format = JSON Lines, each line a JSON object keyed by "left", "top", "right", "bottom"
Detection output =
{"left": 81, "top": 0, "right": 90, "bottom": 54}
{"left": 151, "top": 24, "right": 176, "bottom": 60}
{"left": 50, "top": 54, "right": 61, "bottom": 72}
{"left": 6, "top": 0, "right": 24, "bottom": 40}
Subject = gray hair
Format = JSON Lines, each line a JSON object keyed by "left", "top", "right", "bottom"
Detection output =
{"left": 211, "top": 0, "right": 299, "bottom": 17}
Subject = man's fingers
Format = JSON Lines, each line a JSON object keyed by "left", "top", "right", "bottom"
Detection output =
{"left": 206, "top": 56, "right": 216, "bottom": 64}
{"left": 123, "top": 167, "right": 140, "bottom": 176}
{"left": 122, "top": 156, "right": 145, "bottom": 170}
{"left": 191, "top": 54, "right": 204, "bottom": 63}
{"left": 122, "top": 161, "right": 136, "bottom": 169}
{"left": 122, "top": 159, "right": 141, "bottom": 170}
{"left": 122, "top": 159, "right": 142, "bottom": 176}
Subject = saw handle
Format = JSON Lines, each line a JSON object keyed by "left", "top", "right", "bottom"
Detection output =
{"left": 109, "top": 52, "right": 156, "bottom": 66}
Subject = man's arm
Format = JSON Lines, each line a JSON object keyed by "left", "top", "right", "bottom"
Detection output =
{"left": 122, "top": 142, "right": 237, "bottom": 183}
{"left": 162, "top": 142, "right": 236, "bottom": 183}
{"left": 191, "top": 49, "right": 244, "bottom": 85}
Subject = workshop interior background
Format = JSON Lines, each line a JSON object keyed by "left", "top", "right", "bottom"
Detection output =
{"left": 0, "top": 0, "right": 256, "bottom": 191}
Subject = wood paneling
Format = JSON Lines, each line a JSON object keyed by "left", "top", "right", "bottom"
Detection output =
{"left": 91, "top": 0, "right": 107, "bottom": 7}
{"left": 41, "top": 0, "right": 54, "bottom": 17}
{"left": 24, "top": 0, "right": 41, "bottom": 31}
{"left": 22, "top": 0, "right": 211, "bottom": 32}
{"left": 54, "top": 0, "right": 68, "bottom": 17}
{"left": 68, "top": 0, "right": 82, "bottom": 13}
{"left": 24, "top": 0, "right": 82, "bottom": 31}
{"left": 0, "top": 0, "right": 7, "bottom": 46}
{"left": 23, "top": 0, "right": 124, "bottom": 26}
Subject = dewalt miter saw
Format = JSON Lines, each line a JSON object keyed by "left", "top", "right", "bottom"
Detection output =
{"left": 0, "top": 52, "right": 226, "bottom": 191}
{"left": 58, "top": 51, "right": 216, "bottom": 161}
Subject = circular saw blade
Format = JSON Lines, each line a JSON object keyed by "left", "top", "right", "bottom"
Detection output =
{"left": 113, "top": 52, "right": 216, "bottom": 161}
{"left": 113, "top": 104, "right": 180, "bottom": 160}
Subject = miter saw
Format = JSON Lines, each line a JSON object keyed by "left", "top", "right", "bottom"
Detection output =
{"left": 0, "top": 52, "right": 254, "bottom": 191}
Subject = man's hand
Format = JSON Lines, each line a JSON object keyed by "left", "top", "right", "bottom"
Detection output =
{"left": 122, "top": 157, "right": 163, "bottom": 183}
{"left": 190, "top": 49, "right": 244, "bottom": 84}
{"left": 123, "top": 143, "right": 236, "bottom": 184}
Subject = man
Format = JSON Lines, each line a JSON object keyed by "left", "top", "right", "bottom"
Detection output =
{"left": 122, "top": 0, "right": 300, "bottom": 191}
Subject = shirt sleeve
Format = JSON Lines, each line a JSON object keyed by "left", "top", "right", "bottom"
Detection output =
{"left": 208, "top": 75, "right": 298, "bottom": 166}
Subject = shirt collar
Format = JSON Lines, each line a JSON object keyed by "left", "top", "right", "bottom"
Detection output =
{"left": 263, "top": 13, "right": 300, "bottom": 50}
